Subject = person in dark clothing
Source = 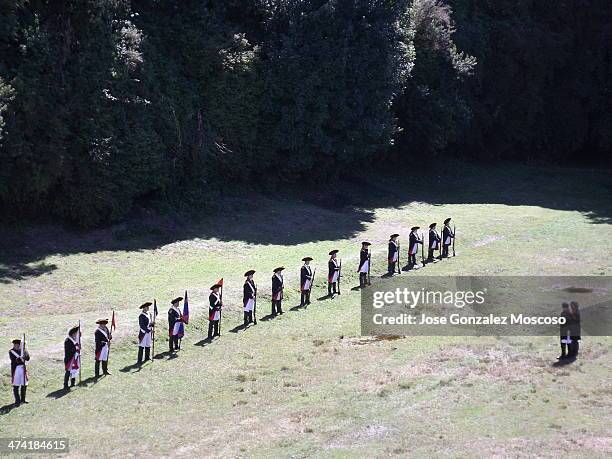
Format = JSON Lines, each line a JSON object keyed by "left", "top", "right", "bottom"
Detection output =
{"left": 9, "top": 338, "right": 30, "bottom": 406}
{"left": 558, "top": 302, "right": 572, "bottom": 359}
{"left": 243, "top": 270, "right": 256, "bottom": 325}
{"left": 208, "top": 284, "right": 222, "bottom": 339}
{"left": 271, "top": 267, "right": 285, "bottom": 316}
{"left": 300, "top": 257, "right": 314, "bottom": 306}
{"left": 64, "top": 326, "right": 80, "bottom": 389}
{"left": 568, "top": 301, "right": 581, "bottom": 358}
{"left": 388, "top": 234, "right": 399, "bottom": 275}
{"left": 357, "top": 242, "right": 371, "bottom": 288}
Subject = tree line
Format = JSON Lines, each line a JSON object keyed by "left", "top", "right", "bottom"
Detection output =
{"left": 0, "top": 0, "right": 609, "bottom": 227}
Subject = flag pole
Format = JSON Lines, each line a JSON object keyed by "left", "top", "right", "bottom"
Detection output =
{"left": 367, "top": 250, "right": 371, "bottom": 285}
{"left": 397, "top": 241, "right": 401, "bottom": 274}
{"left": 108, "top": 309, "right": 115, "bottom": 361}
{"left": 453, "top": 225, "right": 456, "bottom": 257}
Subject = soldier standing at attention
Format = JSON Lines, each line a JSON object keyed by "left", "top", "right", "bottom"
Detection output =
{"left": 208, "top": 283, "right": 222, "bottom": 339}
{"left": 63, "top": 326, "right": 80, "bottom": 389}
{"left": 300, "top": 257, "right": 314, "bottom": 306}
{"left": 138, "top": 302, "right": 153, "bottom": 364}
{"left": 328, "top": 249, "right": 341, "bottom": 297}
{"left": 9, "top": 338, "right": 30, "bottom": 406}
{"left": 388, "top": 234, "right": 399, "bottom": 275}
{"left": 272, "top": 267, "right": 285, "bottom": 316}
{"left": 358, "top": 242, "right": 371, "bottom": 288}
{"left": 428, "top": 223, "right": 441, "bottom": 262}
{"left": 167, "top": 297, "right": 183, "bottom": 353}
{"left": 94, "top": 318, "right": 112, "bottom": 378}
{"left": 243, "top": 270, "right": 257, "bottom": 325}
{"left": 442, "top": 218, "right": 454, "bottom": 258}
{"left": 408, "top": 226, "right": 422, "bottom": 268}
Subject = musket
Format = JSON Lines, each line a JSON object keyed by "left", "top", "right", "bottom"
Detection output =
{"left": 253, "top": 283, "right": 258, "bottom": 325}
{"left": 21, "top": 333, "right": 27, "bottom": 383}
{"left": 396, "top": 241, "right": 401, "bottom": 274}
{"left": 78, "top": 320, "right": 82, "bottom": 384}
{"left": 107, "top": 309, "right": 115, "bottom": 360}
{"left": 452, "top": 225, "right": 456, "bottom": 257}
{"left": 337, "top": 259, "right": 342, "bottom": 295}
{"left": 367, "top": 250, "right": 371, "bottom": 285}
{"left": 421, "top": 231, "right": 425, "bottom": 265}
{"left": 307, "top": 268, "right": 316, "bottom": 308}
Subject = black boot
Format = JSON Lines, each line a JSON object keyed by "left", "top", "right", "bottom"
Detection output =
{"left": 63, "top": 371, "right": 70, "bottom": 390}
{"left": 244, "top": 311, "right": 249, "bottom": 326}
{"left": 306, "top": 291, "right": 311, "bottom": 305}
{"left": 145, "top": 347, "right": 151, "bottom": 361}
{"left": 20, "top": 386, "right": 27, "bottom": 404}
{"left": 13, "top": 386, "right": 21, "bottom": 406}
{"left": 278, "top": 301, "right": 283, "bottom": 315}
{"left": 328, "top": 283, "right": 332, "bottom": 296}
{"left": 301, "top": 292, "right": 306, "bottom": 306}
{"left": 102, "top": 361, "right": 111, "bottom": 376}
{"left": 271, "top": 301, "right": 277, "bottom": 316}
{"left": 71, "top": 378, "right": 76, "bottom": 387}
{"left": 137, "top": 347, "right": 144, "bottom": 364}
{"left": 95, "top": 360, "right": 101, "bottom": 379}
{"left": 558, "top": 343, "right": 567, "bottom": 359}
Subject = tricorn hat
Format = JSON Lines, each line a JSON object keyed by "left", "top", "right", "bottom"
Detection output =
{"left": 444, "top": 217, "right": 451, "bottom": 224}
{"left": 244, "top": 269, "right": 256, "bottom": 277}
{"left": 273, "top": 266, "right": 285, "bottom": 273}
{"left": 329, "top": 249, "right": 339, "bottom": 255}
{"left": 411, "top": 226, "right": 420, "bottom": 231}
{"left": 302, "top": 257, "right": 313, "bottom": 262}
{"left": 140, "top": 302, "right": 152, "bottom": 309}
{"left": 69, "top": 326, "right": 80, "bottom": 335}
{"left": 390, "top": 233, "right": 399, "bottom": 238}
{"left": 429, "top": 223, "right": 437, "bottom": 228}
{"left": 12, "top": 339, "right": 21, "bottom": 344}
{"left": 170, "top": 297, "right": 183, "bottom": 305}
{"left": 210, "top": 283, "right": 222, "bottom": 290}
{"left": 96, "top": 318, "right": 109, "bottom": 325}
{"left": 362, "top": 241, "right": 371, "bottom": 246}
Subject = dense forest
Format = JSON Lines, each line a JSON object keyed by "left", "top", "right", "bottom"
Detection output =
{"left": 0, "top": 0, "right": 610, "bottom": 226}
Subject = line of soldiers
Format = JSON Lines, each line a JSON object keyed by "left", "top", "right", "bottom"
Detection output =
{"left": 8, "top": 219, "right": 456, "bottom": 405}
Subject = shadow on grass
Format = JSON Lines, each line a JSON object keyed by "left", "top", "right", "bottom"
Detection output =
{"left": 259, "top": 313, "right": 278, "bottom": 322}
{"left": 119, "top": 362, "right": 144, "bottom": 373}
{"left": 229, "top": 323, "right": 250, "bottom": 334}
{"left": 289, "top": 304, "right": 306, "bottom": 312}
{"left": 194, "top": 337, "right": 215, "bottom": 346}
{"left": 0, "top": 403, "right": 18, "bottom": 415}
{"left": 1, "top": 161, "right": 610, "bottom": 283}
{"left": 552, "top": 357, "right": 577, "bottom": 367}
{"left": 46, "top": 388, "right": 71, "bottom": 399}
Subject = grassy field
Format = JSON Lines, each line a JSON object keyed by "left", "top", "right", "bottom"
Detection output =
{"left": 0, "top": 162, "right": 611, "bottom": 457}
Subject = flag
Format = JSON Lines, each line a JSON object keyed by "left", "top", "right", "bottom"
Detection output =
{"left": 111, "top": 310, "right": 116, "bottom": 332}
{"left": 20, "top": 333, "right": 25, "bottom": 359}
{"left": 216, "top": 278, "right": 224, "bottom": 286}
{"left": 182, "top": 290, "right": 190, "bottom": 324}
{"left": 153, "top": 299, "right": 158, "bottom": 322}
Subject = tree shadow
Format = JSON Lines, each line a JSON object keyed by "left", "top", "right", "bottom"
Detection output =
{"left": 0, "top": 161, "right": 610, "bottom": 283}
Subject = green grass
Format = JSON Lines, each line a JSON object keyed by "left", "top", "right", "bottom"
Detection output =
{"left": 0, "top": 162, "right": 611, "bottom": 457}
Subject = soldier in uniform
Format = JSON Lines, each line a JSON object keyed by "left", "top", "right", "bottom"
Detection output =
{"left": 138, "top": 302, "right": 153, "bottom": 364}
{"left": 94, "top": 318, "right": 112, "bottom": 378}
{"left": 64, "top": 326, "right": 80, "bottom": 389}
{"left": 208, "top": 283, "right": 222, "bottom": 339}
{"left": 358, "top": 242, "right": 371, "bottom": 288}
{"left": 388, "top": 234, "right": 399, "bottom": 275}
{"left": 272, "top": 267, "right": 285, "bottom": 316}
{"left": 243, "top": 270, "right": 256, "bottom": 325}
{"left": 168, "top": 297, "right": 183, "bottom": 353}
{"left": 9, "top": 338, "right": 30, "bottom": 406}
{"left": 408, "top": 226, "right": 422, "bottom": 268}
{"left": 300, "top": 257, "right": 314, "bottom": 306}
{"left": 442, "top": 217, "right": 454, "bottom": 258}
{"left": 328, "top": 249, "right": 341, "bottom": 297}
{"left": 427, "top": 223, "right": 441, "bottom": 262}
